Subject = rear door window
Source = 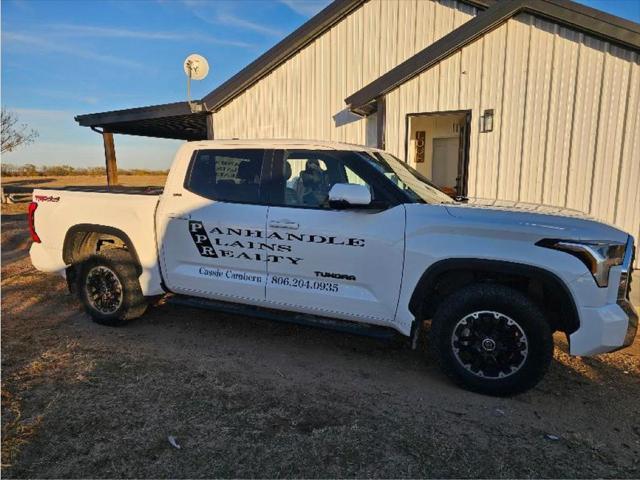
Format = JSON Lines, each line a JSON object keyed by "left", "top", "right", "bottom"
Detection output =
{"left": 185, "top": 149, "right": 266, "bottom": 204}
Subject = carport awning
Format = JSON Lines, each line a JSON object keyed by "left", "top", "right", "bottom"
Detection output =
{"left": 75, "top": 101, "right": 209, "bottom": 141}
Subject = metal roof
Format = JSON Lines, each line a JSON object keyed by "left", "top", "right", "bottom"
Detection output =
{"left": 346, "top": 0, "right": 640, "bottom": 115}
{"left": 75, "top": 102, "right": 209, "bottom": 140}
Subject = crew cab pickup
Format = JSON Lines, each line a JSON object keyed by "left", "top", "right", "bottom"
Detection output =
{"left": 29, "top": 140, "right": 637, "bottom": 395}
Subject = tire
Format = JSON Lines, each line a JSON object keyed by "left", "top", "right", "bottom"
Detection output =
{"left": 76, "top": 248, "right": 147, "bottom": 326}
{"left": 430, "top": 283, "right": 553, "bottom": 396}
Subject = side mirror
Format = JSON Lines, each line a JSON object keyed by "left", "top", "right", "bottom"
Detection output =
{"left": 328, "top": 183, "right": 372, "bottom": 209}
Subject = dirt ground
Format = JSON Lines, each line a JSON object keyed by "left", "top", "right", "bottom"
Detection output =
{"left": 2, "top": 194, "right": 639, "bottom": 478}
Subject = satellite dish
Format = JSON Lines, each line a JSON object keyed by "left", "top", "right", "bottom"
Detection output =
{"left": 184, "top": 54, "right": 209, "bottom": 80}
{"left": 183, "top": 54, "right": 209, "bottom": 111}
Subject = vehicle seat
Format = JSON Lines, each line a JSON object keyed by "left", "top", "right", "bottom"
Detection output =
{"left": 283, "top": 162, "right": 298, "bottom": 205}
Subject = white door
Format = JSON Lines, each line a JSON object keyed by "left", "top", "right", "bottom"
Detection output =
{"left": 432, "top": 136, "right": 459, "bottom": 189}
{"left": 264, "top": 150, "right": 405, "bottom": 325}
{"left": 158, "top": 149, "right": 269, "bottom": 302}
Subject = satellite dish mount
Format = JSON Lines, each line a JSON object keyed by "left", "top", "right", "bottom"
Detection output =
{"left": 184, "top": 53, "right": 210, "bottom": 113}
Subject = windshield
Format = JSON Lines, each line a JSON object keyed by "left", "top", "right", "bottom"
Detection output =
{"left": 361, "top": 151, "right": 455, "bottom": 204}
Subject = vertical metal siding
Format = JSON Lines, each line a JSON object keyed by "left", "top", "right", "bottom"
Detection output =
{"left": 565, "top": 34, "right": 605, "bottom": 212}
{"left": 213, "top": 0, "right": 477, "bottom": 144}
{"left": 590, "top": 45, "right": 634, "bottom": 222}
{"left": 475, "top": 22, "right": 507, "bottom": 199}
{"left": 496, "top": 17, "right": 530, "bottom": 201}
{"left": 385, "top": 13, "right": 639, "bottom": 264}
{"left": 541, "top": 25, "right": 580, "bottom": 208}
{"left": 615, "top": 58, "right": 640, "bottom": 248}
{"left": 520, "top": 17, "right": 555, "bottom": 205}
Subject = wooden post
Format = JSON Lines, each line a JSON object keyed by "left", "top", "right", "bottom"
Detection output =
{"left": 102, "top": 131, "right": 118, "bottom": 186}
{"left": 206, "top": 113, "right": 214, "bottom": 140}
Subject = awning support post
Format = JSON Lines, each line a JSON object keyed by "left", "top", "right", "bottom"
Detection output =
{"left": 206, "top": 113, "right": 214, "bottom": 140}
{"left": 102, "top": 131, "right": 118, "bottom": 186}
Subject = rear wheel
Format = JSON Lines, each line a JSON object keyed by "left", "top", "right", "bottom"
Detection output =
{"left": 430, "top": 284, "right": 553, "bottom": 396}
{"left": 77, "top": 249, "right": 147, "bottom": 326}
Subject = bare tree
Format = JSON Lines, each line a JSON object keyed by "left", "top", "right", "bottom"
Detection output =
{"left": 1, "top": 108, "right": 39, "bottom": 154}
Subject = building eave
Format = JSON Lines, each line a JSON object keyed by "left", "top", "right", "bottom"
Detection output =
{"left": 75, "top": 102, "right": 209, "bottom": 141}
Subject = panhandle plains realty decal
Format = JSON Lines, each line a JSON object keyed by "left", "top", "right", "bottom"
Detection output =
{"left": 188, "top": 220, "right": 365, "bottom": 266}
{"left": 189, "top": 221, "right": 218, "bottom": 258}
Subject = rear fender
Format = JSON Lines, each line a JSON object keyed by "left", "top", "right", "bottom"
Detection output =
{"left": 62, "top": 223, "right": 142, "bottom": 274}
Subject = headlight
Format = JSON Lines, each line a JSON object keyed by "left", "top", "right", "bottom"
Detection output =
{"left": 537, "top": 239, "right": 626, "bottom": 287}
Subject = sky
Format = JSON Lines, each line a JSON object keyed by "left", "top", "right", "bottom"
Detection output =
{"left": 2, "top": 0, "right": 639, "bottom": 170}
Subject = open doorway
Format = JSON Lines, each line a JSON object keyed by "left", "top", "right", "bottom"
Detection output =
{"left": 405, "top": 110, "right": 471, "bottom": 197}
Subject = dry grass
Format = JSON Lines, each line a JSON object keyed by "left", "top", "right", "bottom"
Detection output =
{"left": 1, "top": 389, "right": 42, "bottom": 468}
{"left": 1, "top": 342, "right": 93, "bottom": 468}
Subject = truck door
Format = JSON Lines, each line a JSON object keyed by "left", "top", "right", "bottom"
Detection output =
{"left": 157, "top": 148, "right": 270, "bottom": 302}
{"left": 263, "top": 149, "right": 405, "bottom": 325}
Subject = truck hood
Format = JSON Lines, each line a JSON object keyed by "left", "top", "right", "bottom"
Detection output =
{"left": 444, "top": 198, "right": 628, "bottom": 243}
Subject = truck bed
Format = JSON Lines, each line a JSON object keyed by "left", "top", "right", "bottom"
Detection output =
{"left": 6, "top": 185, "right": 163, "bottom": 195}
{"left": 29, "top": 188, "right": 163, "bottom": 295}
{"left": 41, "top": 185, "right": 163, "bottom": 195}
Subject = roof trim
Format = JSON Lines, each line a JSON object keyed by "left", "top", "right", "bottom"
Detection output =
{"left": 346, "top": 0, "right": 640, "bottom": 115}
{"left": 75, "top": 101, "right": 196, "bottom": 126}
{"left": 202, "top": 0, "right": 494, "bottom": 112}
{"left": 75, "top": 102, "right": 209, "bottom": 141}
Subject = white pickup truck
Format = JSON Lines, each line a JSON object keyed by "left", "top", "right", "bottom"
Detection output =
{"left": 29, "top": 140, "right": 637, "bottom": 395}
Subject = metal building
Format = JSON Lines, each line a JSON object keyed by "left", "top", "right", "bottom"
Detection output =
{"left": 76, "top": 0, "right": 640, "bottom": 263}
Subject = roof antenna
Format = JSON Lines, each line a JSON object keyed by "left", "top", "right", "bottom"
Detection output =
{"left": 184, "top": 54, "right": 209, "bottom": 113}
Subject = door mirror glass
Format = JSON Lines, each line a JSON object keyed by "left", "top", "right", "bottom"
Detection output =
{"left": 328, "top": 183, "right": 372, "bottom": 208}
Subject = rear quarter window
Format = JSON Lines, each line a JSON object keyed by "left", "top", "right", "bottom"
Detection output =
{"left": 184, "top": 149, "right": 266, "bottom": 204}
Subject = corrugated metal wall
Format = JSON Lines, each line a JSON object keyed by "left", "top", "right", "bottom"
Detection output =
{"left": 385, "top": 13, "right": 640, "bottom": 264}
{"left": 213, "top": 0, "right": 477, "bottom": 142}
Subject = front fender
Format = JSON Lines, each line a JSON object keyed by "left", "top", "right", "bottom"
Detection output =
{"left": 394, "top": 204, "right": 587, "bottom": 332}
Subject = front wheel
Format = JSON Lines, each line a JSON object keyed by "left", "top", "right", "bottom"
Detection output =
{"left": 430, "top": 284, "right": 553, "bottom": 396}
{"left": 77, "top": 249, "right": 147, "bottom": 326}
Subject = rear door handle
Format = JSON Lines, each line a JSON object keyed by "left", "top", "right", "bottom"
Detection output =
{"left": 269, "top": 220, "right": 299, "bottom": 230}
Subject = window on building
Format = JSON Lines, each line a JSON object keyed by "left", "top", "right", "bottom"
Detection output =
{"left": 185, "top": 149, "right": 265, "bottom": 204}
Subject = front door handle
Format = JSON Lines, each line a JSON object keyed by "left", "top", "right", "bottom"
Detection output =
{"left": 269, "top": 220, "right": 299, "bottom": 230}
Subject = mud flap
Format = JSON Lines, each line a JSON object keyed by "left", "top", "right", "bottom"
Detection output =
{"left": 65, "top": 265, "right": 77, "bottom": 294}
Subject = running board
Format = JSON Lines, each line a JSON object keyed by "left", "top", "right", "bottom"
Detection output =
{"left": 166, "top": 295, "right": 399, "bottom": 341}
